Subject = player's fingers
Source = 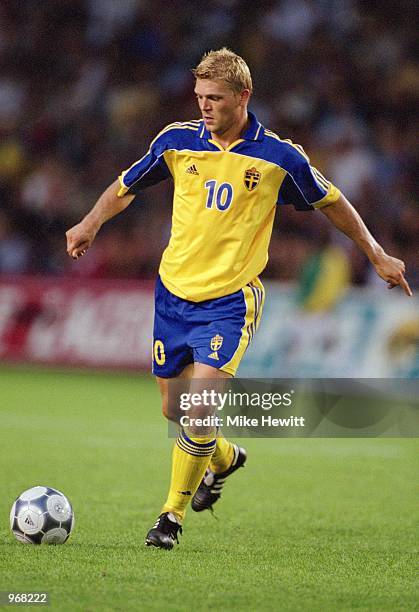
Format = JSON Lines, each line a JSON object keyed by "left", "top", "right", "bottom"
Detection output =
{"left": 387, "top": 275, "right": 412, "bottom": 296}
{"left": 399, "top": 274, "right": 412, "bottom": 297}
{"left": 70, "top": 242, "right": 89, "bottom": 260}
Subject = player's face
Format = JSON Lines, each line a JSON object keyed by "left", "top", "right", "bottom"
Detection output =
{"left": 194, "top": 79, "right": 245, "bottom": 135}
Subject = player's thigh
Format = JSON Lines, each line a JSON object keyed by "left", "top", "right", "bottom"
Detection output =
{"left": 192, "top": 362, "right": 232, "bottom": 379}
{"left": 187, "top": 363, "right": 232, "bottom": 421}
{"left": 156, "top": 363, "right": 230, "bottom": 421}
{"left": 188, "top": 362, "right": 231, "bottom": 395}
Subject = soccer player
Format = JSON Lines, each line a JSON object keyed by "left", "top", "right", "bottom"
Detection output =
{"left": 66, "top": 48, "right": 412, "bottom": 550}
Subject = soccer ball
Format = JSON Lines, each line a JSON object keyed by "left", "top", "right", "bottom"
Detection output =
{"left": 10, "top": 486, "right": 74, "bottom": 545}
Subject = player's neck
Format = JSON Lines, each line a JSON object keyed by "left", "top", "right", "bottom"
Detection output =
{"left": 210, "top": 112, "right": 249, "bottom": 149}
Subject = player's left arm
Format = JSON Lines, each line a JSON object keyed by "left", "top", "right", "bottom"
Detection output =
{"left": 320, "top": 194, "right": 412, "bottom": 296}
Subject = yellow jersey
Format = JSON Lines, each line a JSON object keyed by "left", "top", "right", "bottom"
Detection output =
{"left": 118, "top": 112, "right": 340, "bottom": 301}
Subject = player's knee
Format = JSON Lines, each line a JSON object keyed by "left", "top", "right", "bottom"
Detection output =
{"left": 181, "top": 404, "right": 217, "bottom": 437}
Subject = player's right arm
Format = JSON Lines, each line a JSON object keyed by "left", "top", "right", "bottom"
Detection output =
{"left": 66, "top": 179, "right": 135, "bottom": 259}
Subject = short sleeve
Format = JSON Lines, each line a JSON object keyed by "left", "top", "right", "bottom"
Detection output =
{"left": 277, "top": 146, "right": 340, "bottom": 211}
{"left": 117, "top": 130, "right": 172, "bottom": 197}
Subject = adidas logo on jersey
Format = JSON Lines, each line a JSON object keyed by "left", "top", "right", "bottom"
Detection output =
{"left": 208, "top": 351, "right": 219, "bottom": 360}
{"left": 186, "top": 164, "right": 199, "bottom": 175}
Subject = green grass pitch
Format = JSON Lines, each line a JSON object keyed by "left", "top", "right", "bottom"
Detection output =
{"left": 0, "top": 367, "right": 417, "bottom": 611}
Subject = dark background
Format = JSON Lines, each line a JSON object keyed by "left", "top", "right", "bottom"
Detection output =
{"left": 0, "top": 0, "right": 417, "bottom": 286}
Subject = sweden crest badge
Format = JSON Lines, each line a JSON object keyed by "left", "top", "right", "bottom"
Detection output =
{"left": 208, "top": 334, "right": 223, "bottom": 360}
{"left": 244, "top": 167, "right": 261, "bottom": 191}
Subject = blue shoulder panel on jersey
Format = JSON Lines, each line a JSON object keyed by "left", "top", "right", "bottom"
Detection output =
{"left": 231, "top": 137, "right": 327, "bottom": 210}
{"left": 122, "top": 122, "right": 205, "bottom": 194}
{"left": 153, "top": 123, "right": 202, "bottom": 151}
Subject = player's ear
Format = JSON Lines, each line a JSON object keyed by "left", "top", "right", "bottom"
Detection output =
{"left": 239, "top": 89, "right": 251, "bottom": 106}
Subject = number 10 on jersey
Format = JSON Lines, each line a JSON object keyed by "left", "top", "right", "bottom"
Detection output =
{"left": 205, "top": 180, "right": 234, "bottom": 211}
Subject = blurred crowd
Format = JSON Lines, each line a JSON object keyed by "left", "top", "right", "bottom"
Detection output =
{"left": 0, "top": 0, "right": 417, "bottom": 288}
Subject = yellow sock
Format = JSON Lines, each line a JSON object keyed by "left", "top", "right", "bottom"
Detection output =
{"left": 161, "top": 430, "right": 216, "bottom": 522}
{"left": 210, "top": 434, "right": 235, "bottom": 474}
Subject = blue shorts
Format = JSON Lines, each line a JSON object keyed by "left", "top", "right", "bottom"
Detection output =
{"left": 152, "top": 276, "right": 265, "bottom": 378}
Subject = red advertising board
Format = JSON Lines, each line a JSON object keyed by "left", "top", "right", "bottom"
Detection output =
{"left": 0, "top": 276, "right": 154, "bottom": 370}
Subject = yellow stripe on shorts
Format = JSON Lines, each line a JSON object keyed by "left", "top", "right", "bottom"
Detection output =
{"left": 221, "top": 277, "right": 265, "bottom": 376}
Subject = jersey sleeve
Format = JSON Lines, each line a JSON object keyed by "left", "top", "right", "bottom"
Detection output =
{"left": 117, "top": 128, "right": 172, "bottom": 197}
{"left": 277, "top": 144, "right": 340, "bottom": 211}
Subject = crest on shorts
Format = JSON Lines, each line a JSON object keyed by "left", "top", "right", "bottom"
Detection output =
{"left": 244, "top": 167, "right": 261, "bottom": 191}
{"left": 208, "top": 334, "right": 223, "bottom": 360}
{"left": 210, "top": 335, "right": 223, "bottom": 351}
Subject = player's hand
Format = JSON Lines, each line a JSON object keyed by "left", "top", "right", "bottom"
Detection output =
{"left": 372, "top": 253, "right": 412, "bottom": 296}
{"left": 66, "top": 221, "right": 98, "bottom": 260}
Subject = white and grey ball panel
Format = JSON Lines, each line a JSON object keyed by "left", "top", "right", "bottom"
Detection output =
{"left": 46, "top": 495, "right": 72, "bottom": 522}
{"left": 16, "top": 504, "right": 45, "bottom": 535}
{"left": 41, "top": 528, "right": 69, "bottom": 544}
{"left": 19, "top": 486, "right": 48, "bottom": 502}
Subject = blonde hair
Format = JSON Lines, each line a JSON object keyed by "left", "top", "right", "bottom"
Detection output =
{"left": 192, "top": 47, "right": 253, "bottom": 94}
